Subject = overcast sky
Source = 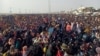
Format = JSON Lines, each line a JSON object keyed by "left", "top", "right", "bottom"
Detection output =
{"left": 0, "top": 0, "right": 100, "bottom": 13}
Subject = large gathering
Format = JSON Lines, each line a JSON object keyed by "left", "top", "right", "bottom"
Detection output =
{"left": 0, "top": 14, "right": 100, "bottom": 56}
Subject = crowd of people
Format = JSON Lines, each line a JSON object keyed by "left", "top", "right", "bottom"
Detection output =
{"left": 0, "top": 14, "right": 100, "bottom": 56}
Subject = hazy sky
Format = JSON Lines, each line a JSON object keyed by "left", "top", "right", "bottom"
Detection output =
{"left": 0, "top": 0, "right": 100, "bottom": 13}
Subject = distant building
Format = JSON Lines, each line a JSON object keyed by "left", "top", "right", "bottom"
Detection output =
{"left": 72, "top": 6, "right": 97, "bottom": 15}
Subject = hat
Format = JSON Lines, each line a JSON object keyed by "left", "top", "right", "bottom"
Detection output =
{"left": 61, "top": 43, "right": 68, "bottom": 50}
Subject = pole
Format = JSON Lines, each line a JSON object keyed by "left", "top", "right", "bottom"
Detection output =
{"left": 10, "top": 8, "right": 12, "bottom": 14}
{"left": 48, "top": 0, "right": 51, "bottom": 14}
{"left": 19, "top": 9, "right": 21, "bottom": 14}
{"left": 48, "top": 0, "right": 51, "bottom": 24}
{"left": 9, "top": 7, "right": 13, "bottom": 26}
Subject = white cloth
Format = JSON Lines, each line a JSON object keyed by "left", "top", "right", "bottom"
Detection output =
{"left": 64, "top": 52, "right": 68, "bottom": 56}
{"left": 22, "top": 51, "right": 28, "bottom": 56}
{"left": 71, "top": 22, "right": 74, "bottom": 30}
